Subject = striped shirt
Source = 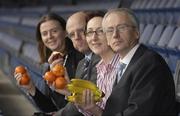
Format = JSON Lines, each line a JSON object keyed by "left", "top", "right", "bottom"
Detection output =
{"left": 77, "top": 53, "right": 120, "bottom": 116}
{"left": 96, "top": 53, "right": 120, "bottom": 109}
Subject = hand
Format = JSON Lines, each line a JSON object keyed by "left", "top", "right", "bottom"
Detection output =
{"left": 46, "top": 68, "right": 71, "bottom": 96}
{"left": 14, "top": 73, "right": 35, "bottom": 96}
{"left": 75, "top": 89, "right": 103, "bottom": 116}
{"left": 48, "top": 52, "right": 64, "bottom": 69}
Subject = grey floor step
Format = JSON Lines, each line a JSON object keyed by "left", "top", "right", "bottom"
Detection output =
{"left": 0, "top": 70, "right": 38, "bottom": 116}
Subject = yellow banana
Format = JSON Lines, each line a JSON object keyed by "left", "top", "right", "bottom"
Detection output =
{"left": 67, "top": 93, "right": 102, "bottom": 103}
{"left": 67, "top": 84, "right": 102, "bottom": 97}
{"left": 71, "top": 79, "right": 98, "bottom": 91}
{"left": 66, "top": 79, "right": 104, "bottom": 103}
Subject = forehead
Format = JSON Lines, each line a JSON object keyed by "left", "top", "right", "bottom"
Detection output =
{"left": 87, "top": 17, "right": 103, "bottom": 29}
{"left": 40, "top": 20, "right": 61, "bottom": 30}
{"left": 104, "top": 12, "right": 131, "bottom": 27}
{"left": 66, "top": 15, "right": 86, "bottom": 32}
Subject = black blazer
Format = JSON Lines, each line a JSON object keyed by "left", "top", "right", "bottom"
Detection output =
{"left": 102, "top": 45, "right": 177, "bottom": 116}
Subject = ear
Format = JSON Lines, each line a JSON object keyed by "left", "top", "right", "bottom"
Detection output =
{"left": 134, "top": 29, "right": 140, "bottom": 40}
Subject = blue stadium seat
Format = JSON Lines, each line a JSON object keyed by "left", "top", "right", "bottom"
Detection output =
{"left": 139, "top": 23, "right": 146, "bottom": 34}
{"left": 148, "top": 24, "right": 165, "bottom": 46}
{"left": 167, "top": 27, "right": 180, "bottom": 55}
{"left": 139, "top": 24, "right": 156, "bottom": 45}
{"left": 157, "top": 25, "right": 176, "bottom": 51}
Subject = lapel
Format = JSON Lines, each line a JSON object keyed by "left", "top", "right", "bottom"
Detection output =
{"left": 86, "top": 53, "right": 100, "bottom": 81}
{"left": 114, "top": 44, "right": 148, "bottom": 88}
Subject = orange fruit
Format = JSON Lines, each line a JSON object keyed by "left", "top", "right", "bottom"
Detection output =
{"left": 44, "top": 71, "right": 56, "bottom": 83}
{"left": 52, "top": 64, "right": 65, "bottom": 77}
{"left": 20, "top": 74, "right": 30, "bottom": 85}
{"left": 15, "top": 65, "right": 26, "bottom": 74}
{"left": 55, "top": 77, "right": 67, "bottom": 89}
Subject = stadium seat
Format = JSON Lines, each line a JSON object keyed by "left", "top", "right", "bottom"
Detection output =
{"left": 167, "top": 27, "right": 180, "bottom": 54}
{"left": 157, "top": 25, "right": 176, "bottom": 50}
{"left": 148, "top": 24, "right": 165, "bottom": 46}
{"left": 139, "top": 24, "right": 155, "bottom": 45}
{"left": 139, "top": 23, "right": 146, "bottom": 34}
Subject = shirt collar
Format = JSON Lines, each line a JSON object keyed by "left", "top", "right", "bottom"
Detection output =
{"left": 120, "top": 44, "right": 140, "bottom": 65}
{"left": 85, "top": 52, "right": 93, "bottom": 61}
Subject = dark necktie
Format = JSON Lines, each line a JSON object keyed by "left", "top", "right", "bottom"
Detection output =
{"left": 114, "top": 62, "right": 126, "bottom": 86}
{"left": 82, "top": 57, "right": 90, "bottom": 80}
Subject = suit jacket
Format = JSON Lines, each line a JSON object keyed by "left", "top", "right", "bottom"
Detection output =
{"left": 54, "top": 53, "right": 100, "bottom": 116}
{"left": 102, "top": 44, "right": 177, "bottom": 116}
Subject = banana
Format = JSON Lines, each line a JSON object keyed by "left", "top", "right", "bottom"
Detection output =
{"left": 71, "top": 79, "right": 98, "bottom": 91}
{"left": 67, "top": 84, "right": 102, "bottom": 97}
{"left": 66, "top": 79, "right": 104, "bottom": 103}
{"left": 67, "top": 94, "right": 102, "bottom": 103}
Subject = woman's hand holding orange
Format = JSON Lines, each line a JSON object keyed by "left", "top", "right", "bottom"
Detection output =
{"left": 14, "top": 66, "right": 36, "bottom": 96}
{"left": 44, "top": 64, "right": 70, "bottom": 96}
{"left": 48, "top": 52, "right": 64, "bottom": 70}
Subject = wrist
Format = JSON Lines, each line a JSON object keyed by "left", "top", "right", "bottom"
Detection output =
{"left": 92, "top": 105, "right": 103, "bottom": 116}
{"left": 27, "top": 84, "right": 36, "bottom": 96}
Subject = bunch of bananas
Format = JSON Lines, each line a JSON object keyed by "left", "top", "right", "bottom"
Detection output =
{"left": 67, "top": 79, "right": 104, "bottom": 103}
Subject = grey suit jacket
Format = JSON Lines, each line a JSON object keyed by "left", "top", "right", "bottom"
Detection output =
{"left": 55, "top": 53, "right": 100, "bottom": 116}
{"left": 102, "top": 44, "right": 177, "bottom": 116}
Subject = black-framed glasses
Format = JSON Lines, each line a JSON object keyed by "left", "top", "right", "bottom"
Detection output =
{"left": 86, "top": 29, "right": 104, "bottom": 37}
{"left": 105, "top": 24, "right": 136, "bottom": 36}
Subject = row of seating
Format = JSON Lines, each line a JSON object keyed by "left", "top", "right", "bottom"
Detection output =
{"left": 135, "top": 11, "right": 180, "bottom": 25}
{"left": 131, "top": 0, "right": 180, "bottom": 10}
{"left": 139, "top": 23, "right": 180, "bottom": 73}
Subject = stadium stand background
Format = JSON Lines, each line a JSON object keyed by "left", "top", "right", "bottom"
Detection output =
{"left": 0, "top": 0, "right": 123, "bottom": 115}
{"left": 1, "top": 0, "right": 180, "bottom": 115}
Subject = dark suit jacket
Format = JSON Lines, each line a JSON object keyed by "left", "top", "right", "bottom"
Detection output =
{"left": 102, "top": 45, "right": 177, "bottom": 116}
{"left": 55, "top": 53, "right": 100, "bottom": 116}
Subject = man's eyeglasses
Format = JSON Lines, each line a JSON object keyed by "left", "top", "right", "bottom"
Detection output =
{"left": 86, "top": 29, "right": 104, "bottom": 37}
{"left": 105, "top": 24, "right": 136, "bottom": 36}
{"left": 68, "top": 28, "right": 85, "bottom": 39}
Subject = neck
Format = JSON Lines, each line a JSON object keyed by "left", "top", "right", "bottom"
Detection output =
{"left": 57, "top": 42, "right": 66, "bottom": 56}
{"left": 100, "top": 49, "right": 115, "bottom": 63}
{"left": 120, "top": 42, "right": 137, "bottom": 59}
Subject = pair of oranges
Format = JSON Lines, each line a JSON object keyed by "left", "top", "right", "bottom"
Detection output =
{"left": 44, "top": 64, "right": 67, "bottom": 89}
{"left": 14, "top": 66, "right": 30, "bottom": 85}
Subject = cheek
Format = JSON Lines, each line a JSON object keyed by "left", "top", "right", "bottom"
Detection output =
{"left": 107, "top": 38, "right": 111, "bottom": 46}
{"left": 41, "top": 37, "right": 47, "bottom": 45}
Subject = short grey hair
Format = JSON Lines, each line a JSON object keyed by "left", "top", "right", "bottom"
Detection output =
{"left": 102, "top": 8, "right": 139, "bottom": 31}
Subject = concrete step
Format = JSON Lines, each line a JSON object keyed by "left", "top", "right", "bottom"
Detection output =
{"left": 0, "top": 70, "right": 38, "bottom": 116}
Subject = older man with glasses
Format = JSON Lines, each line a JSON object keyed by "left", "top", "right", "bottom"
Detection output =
{"left": 102, "top": 8, "right": 177, "bottom": 116}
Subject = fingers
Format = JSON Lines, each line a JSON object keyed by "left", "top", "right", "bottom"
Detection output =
{"left": 50, "top": 58, "right": 64, "bottom": 70}
{"left": 64, "top": 68, "right": 70, "bottom": 83}
{"left": 82, "top": 89, "right": 94, "bottom": 106}
{"left": 14, "top": 73, "right": 22, "bottom": 85}
{"left": 48, "top": 52, "right": 63, "bottom": 64}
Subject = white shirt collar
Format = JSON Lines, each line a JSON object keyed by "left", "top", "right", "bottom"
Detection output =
{"left": 120, "top": 44, "right": 140, "bottom": 66}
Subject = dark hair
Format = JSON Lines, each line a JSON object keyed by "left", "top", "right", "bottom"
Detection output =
{"left": 83, "top": 10, "right": 105, "bottom": 24}
{"left": 36, "top": 13, "right": 66, "bottom": 64}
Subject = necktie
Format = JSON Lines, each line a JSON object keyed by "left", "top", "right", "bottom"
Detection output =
{"left": 114, "top": 62, "right": 126, "bottom": 85}
{"left": 82, "top": 57, "right": 90, "bottom": 79}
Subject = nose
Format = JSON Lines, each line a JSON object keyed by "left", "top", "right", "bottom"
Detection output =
{"left": 47, "top": 32, "right": 53, "bottom": 39}
{"left": 91, "top": 32, "right": 98, "bottom": 41}
{"left": 112, "top": 29, "right": 119, "bottom": 39}
{"left": 74, "top": 32, "right": 79, "bottom": 40}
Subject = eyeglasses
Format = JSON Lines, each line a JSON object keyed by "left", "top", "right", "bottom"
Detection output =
{"left": 68, "top": 28, "right": 85, "bottom": 39}
{"left": 105, "top": 24, "right": 136, "bottom": 36}
{"left": 86, "top": 29, "right": 104, "bottom": 37}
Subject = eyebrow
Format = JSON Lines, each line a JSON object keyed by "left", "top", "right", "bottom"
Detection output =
{"left": 87, "top": 27, "right": 102, "bottom": 30}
